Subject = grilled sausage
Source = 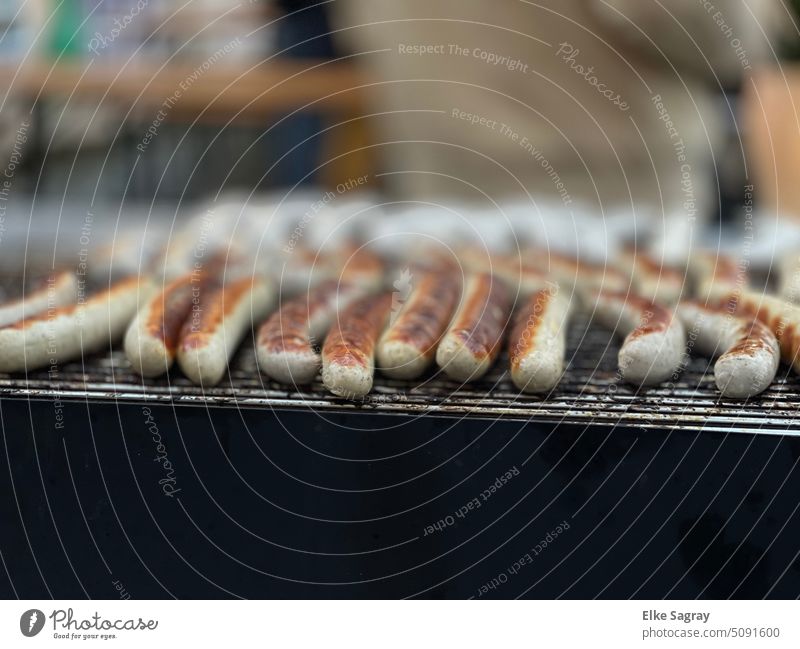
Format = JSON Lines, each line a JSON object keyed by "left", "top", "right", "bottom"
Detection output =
{"left": 436, "top": 273, "right": 511, "bottom": 382}
{"left": 508, "top": 288, "right": 571, "bottom": 393}
{"left": 278, "top": 248, "right": 336, "bottom": 296}
{"left": 257, "top": 280, "right": 364, "bottom": 384}
{"left": 617, "top": 246, "right": 684, "bottom": 305}
{"left": 0, "top": 271, "right": 78, "bottom": 328}
{"left": 459, "top": 248, "right": 550, "bottom": 298}
{"left": 592, "top": 290, "right": 686, "bottom": 385}
{"left": 678, "top": 301, "right": 778, "bottom": 398}
{"left": 687, "top": 250, "right": 745, "bottom": 303}
{"left": 525, "top": 247, "right": 628, "bottom": 296}
{"left": 0, "top": 276, "right": 150, "bottom": 373}
{"left": 337, "top": 244, "right": 386, "bottom": 292}
{"left": 177, "top": 276, "right": 274, "bottom": 386}
{"left": 277, "top": 244, "right": 385, "bottom": 296}
{"left": 124, "top": 273, "right": 210, "bottom": 377}
{"left": 777, "top": 252, "right": 800, "bottom": 303}
{"left": 321, "top": 293, "right": 392, "bottom": 398}
{"left": 159, "top": 204, "right": 241, "bottom": 281}
{"left": 719, "top": 290, "right": 800, "bottom": 372}
{"left": 377, "top": 271, "right": 461, "bottom": 379}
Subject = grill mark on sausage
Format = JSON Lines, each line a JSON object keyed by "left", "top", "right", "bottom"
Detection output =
{"left": 623, "top": 246, "right": 682, "bottom": 283}
{"left": 339, "top": 246, "right": 383, "bottom": 283}
{"left": 460, "top": 249, "right": 547, "bottom": 287}
{"left": 179, "top": 277, "right": 255, "bottom": 351}
{"left": 598, "top": 290, "right": 672, "bottom": 338}
{"left": 450, "top": 274, "right": 510, "bottom": 359}
{"left": 723, "top": 320, "right": 775, "bottom": 359}
{"left": 384, "top": 273, "right": 460, "bottom": 357}
{"left": 709, "top": 256, "right": 741, "bottom": 287}
{"left": 257, "top": 280, "right": 338, "bottom": 354}
{"left": 720, "top": 291, "right": 800, "bottom": 364}
{"left": 680, "top": 300, "right": 777, "bottom": 359}
{"left": 6, "top": 276, "right": 140, "bottom": 330}
{"left": 145, "top": 275, "right": 208, "bottom": 354}
{"left": 785, "top": 323, "right": 800, "bottom": 364}
{"left": 323, "top": 293, "right": 391, "bottom": 368}
{"left": 508, "top": 289, "right": 552, "bottom": 371}
{"left": 491, "top": 257, "right": 549, "bottom": 289}
{"left": 548, "top": 250, "right": 626, "bottom": 282}
{"left": 636, "top": 256, "right": 682, "bottom": 282}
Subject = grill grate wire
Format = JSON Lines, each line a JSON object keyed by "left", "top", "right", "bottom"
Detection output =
{"left": 1, "top": 315, "right": 798, "bottom": 435}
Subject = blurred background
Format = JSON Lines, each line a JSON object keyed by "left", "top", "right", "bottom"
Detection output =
{"left": 0, "top": 0, "right": 799, "bottom": 266}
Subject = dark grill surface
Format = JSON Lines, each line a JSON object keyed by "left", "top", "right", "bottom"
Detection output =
{"left": 1, "top": 315, "right": 798, "bottom": 435}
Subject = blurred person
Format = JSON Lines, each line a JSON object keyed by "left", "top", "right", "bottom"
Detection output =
{"left": 269, "top": 0, "right": 338, "bottom": 187}
{"left": 331, "top": 0, "right": 786, "bottom": 260}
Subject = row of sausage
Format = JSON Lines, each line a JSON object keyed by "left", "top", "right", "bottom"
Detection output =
{"left": 0, "top": 244, "right": 795, "bottom": 401}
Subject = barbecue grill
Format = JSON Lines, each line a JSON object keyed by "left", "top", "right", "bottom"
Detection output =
{"left": 3, "top": 275, "right": 800, "bottom": 600}
{"left": 2, "top": 313, "right": 798, "bottom": 435}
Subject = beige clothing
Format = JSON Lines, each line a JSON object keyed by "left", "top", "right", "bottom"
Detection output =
{"left": 332, "top": 0, "right": 783, "bottom": 219}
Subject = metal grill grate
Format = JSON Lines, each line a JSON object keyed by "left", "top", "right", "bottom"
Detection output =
{"left": 1, "top": 315, "right": 798, "bottom": 435}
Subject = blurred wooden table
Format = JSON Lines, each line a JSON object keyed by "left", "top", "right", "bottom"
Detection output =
{"left": 2, "top": 58, "right": 366, "bottom": 121}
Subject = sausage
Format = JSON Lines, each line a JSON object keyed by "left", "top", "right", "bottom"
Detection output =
{"left": 508, "top": 287, "right": 572, "bottom": 393}
{"left": 524, "top": 247, "right": 628, "bottom": 296}
{"left": 0, "top": 276, "right": 150, "bottom": 373}
{"left": 337, "top": 244, "right": 385, "bottom": 292}
{"left": 435, "top": 273, "right": 511, "bottom": 382}
{"left": 88, "top": 228, "right": 168, "bottom": 282}
{"left": 277, "top": 248, "right": 336, "bottom": 296}
{"left": 276, "top": 244, "right": 384, "bottom": 296}
{"left": 0, "top": 271, "right": 77, "bottom": 328}
{"left": 678, "top": 301, "right": 778, "bottom": 398}
{"left": 124, "top": 273, "right": 209, "bottom": 377}
{"left": 321, "top": 293, "right": 392, "bottom": 398}
{"left": 459, "top": 248, "right": 550, "bottom": 298}
{"left": 505, "top": 282, "right": 566, "bottom": 392}
{"left": 177, "top": 276, "right": 274, "bottom": 386}
{"left": 617, "top": 245, "right": 685, "bottom": 305}
{"left": 718, "top": 290, "right": 800, "bottom": 372}
{"left": 777, "top": 252, "right": 800, "bottom": 303}
{"left": 376, "top": 271, "right": 461, "bottom": 379}
{"left": 159, "top": 204, "right": 241, "bottom": 280}
{"left": 687, "top": 250, "right": 745, "bottom": 303}
{"left": 592, "top": 290, "right": 686, "bottom": 385}
{"left": 256, "top": 280, "right": 364, "bottom": 384}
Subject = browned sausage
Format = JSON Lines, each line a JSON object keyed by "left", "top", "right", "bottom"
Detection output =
{"left": 376, "top": 271, "right": 461, "bottom": 379}
{"left": 177, "top": 276, "right": 274, "bottom": 386}
{"left": 459, "top": 247, "right": 550, "bottom": 298}
{"left": 124, "top": 273, "right": 211, "bottom": 377}
{"left": 0, "top": 271, "right": 77, "bottom": 328}
{"left": 0, "top": 276, "right": 151, "bottom": 372}
{"left": 524, "top": 247, "right": 628, "bottom": 295}
{"left": 435, "top": 273, "right": 511, "bottom": 381}
{"left": 321, "top": 293, "right": 392, "bottom": 398}
{"left": 591, "top": 290, "right": 686, "bottom": 385}
{"left": 688, "top": 250, "right": 745, "bottom": 302}
{"left": 508, "top": 288, "right": 572, "bottom": 393}
{"left": 719, "top": 290, "right": 800, "bottom": 372}
{"left": 617, "top": 245, "right": 684, "bottom": 304}
{"left": 678, "top": 301, "right": 778, "bottom": 397}
{"left": 257, "top": 280, "right": 364, "bottom": 384}
{"left": 337, "top": 244, "right": 385, "bottom": 292}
